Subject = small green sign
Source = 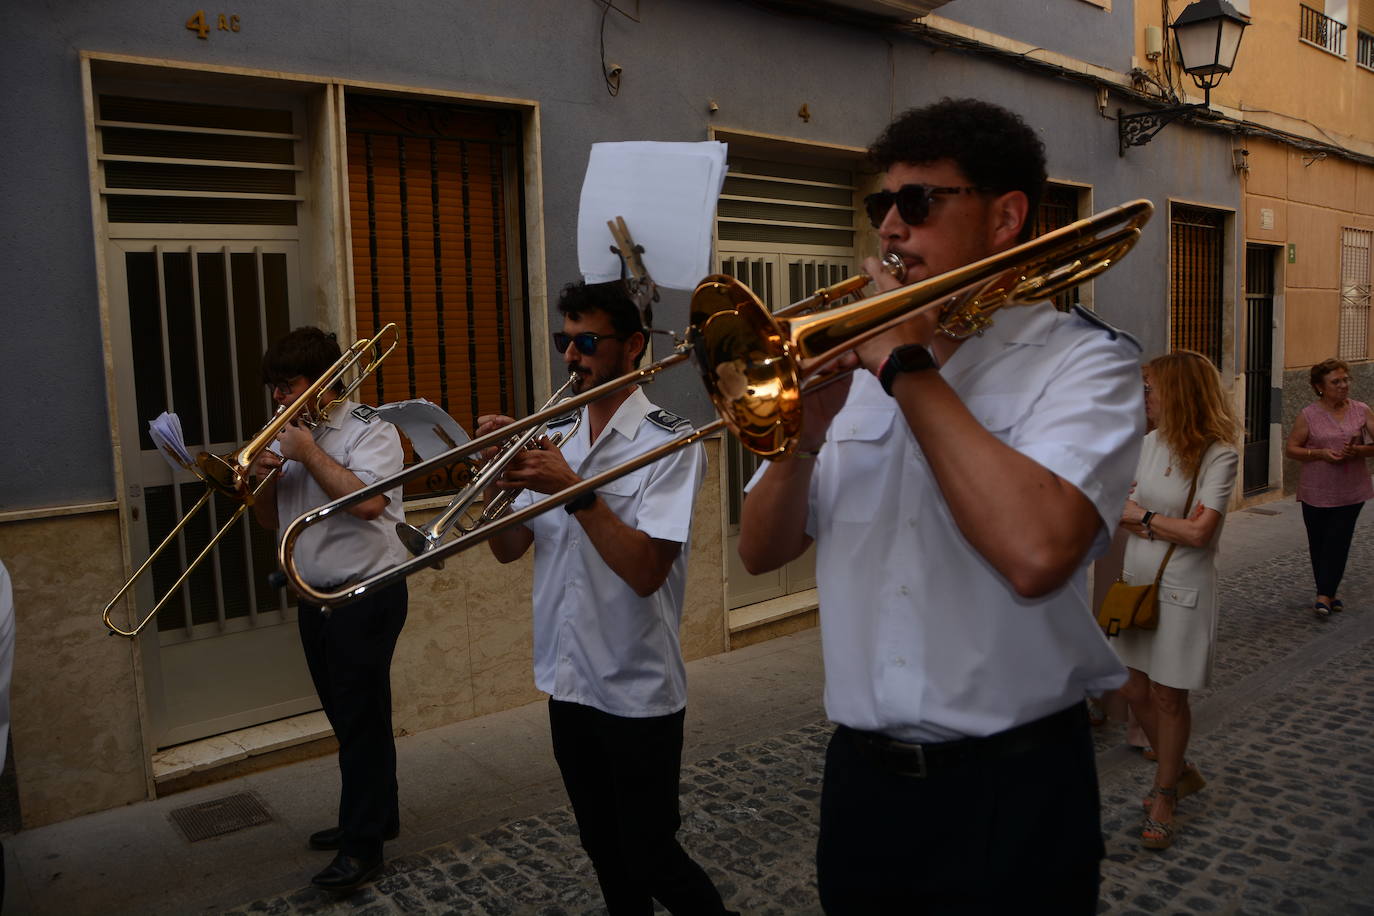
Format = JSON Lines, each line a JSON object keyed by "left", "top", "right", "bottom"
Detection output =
{"left": 1287, "top": 243, "right": 1297, "bottom": 264}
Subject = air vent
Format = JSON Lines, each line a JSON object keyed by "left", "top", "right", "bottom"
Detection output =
{"left": 97, "top": 95, "right": 302, "bottom": 226}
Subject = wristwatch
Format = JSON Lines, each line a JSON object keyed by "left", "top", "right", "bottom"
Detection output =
{"left": 564, "top": 490, "right": 597, "bottom": 515}
{"left": 878, "top": 344, "right": 937, "bottom": 396}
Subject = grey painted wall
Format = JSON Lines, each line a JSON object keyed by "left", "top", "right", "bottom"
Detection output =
{"left": 940, "top": 0, "right": 1136, "bottom": 70}
{"left": 0, "top": 0, "right": 1235, "bottom": 510}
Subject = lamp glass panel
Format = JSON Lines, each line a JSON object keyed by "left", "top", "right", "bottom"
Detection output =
{"left": 1175, "top": 20, "right": 1224, "bottom": 74}
{"left": 1215, "top": 18, "right": 1246, "bottom": 70}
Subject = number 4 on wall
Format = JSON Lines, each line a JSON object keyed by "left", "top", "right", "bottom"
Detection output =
{"left": 186, "top": 10, "right": 240, "bottom": 39}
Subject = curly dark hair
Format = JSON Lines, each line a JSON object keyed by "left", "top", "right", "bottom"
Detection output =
{"left": 261, "top": 326, "right": 342, "bottom": 387}
{"left": 556, "top": 280, "right": 647, "bottom": 366}
{"left": 868, "top": 98, "right": 1047, "bottom": 241}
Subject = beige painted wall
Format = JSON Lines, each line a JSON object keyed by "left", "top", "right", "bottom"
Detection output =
{"left": 1242, "top": 140, "right": 1374, "bottom": 369}
{"left": 1, "top": 438, "right": 728, "bottom": 827}
{"left": 1134, "top": 2, "right": 1374, "bottom": 152}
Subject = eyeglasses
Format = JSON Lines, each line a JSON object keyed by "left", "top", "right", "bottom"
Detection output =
{"left": 268, "top": 376, "right": 304, "bottom": 396}
{"left": 554, "top": 331, "right": 628, "bottom": 356}
{"left": 862, "top": 185, "right": 989, "bottom": 229}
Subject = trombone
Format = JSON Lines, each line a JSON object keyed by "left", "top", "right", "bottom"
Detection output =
{"left": 279, "top": 199, "right": 1153, "bottom": 609}
{"left": 102, "top": 324, "right": 399, "bottom": 638}
{"left": 394, "top": 373, "right": 583, "bottom": 568}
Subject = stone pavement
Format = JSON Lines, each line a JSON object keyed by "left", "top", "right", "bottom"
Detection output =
{"left": 5, "top": 499, "right": 1373, "bottom": 915}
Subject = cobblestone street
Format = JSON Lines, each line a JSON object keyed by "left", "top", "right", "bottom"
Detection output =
{"left": 220, "top": 520, "right": 1374, "bottom": 916}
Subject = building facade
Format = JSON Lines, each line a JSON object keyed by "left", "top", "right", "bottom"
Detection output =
{"left": 0, "top": 0, "right": 1244, "bottom": 828}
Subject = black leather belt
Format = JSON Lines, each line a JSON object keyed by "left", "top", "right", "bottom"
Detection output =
{"left": 839, "top": 702, "right": 1086, "bottom": 779}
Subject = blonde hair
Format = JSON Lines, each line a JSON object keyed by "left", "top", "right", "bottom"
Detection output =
{"left": 1148, "top": 350, "right": 1239, "bottom": 474}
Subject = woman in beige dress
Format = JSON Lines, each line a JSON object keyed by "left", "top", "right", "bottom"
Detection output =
{"left": 1114, "top": 350, "right": 1239, "bottom": 850}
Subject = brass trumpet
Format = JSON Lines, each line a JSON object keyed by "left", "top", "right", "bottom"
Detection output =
{"left": 278, "top": 200, "right": 1152, "bottom": 608}
{"left": 394, "top": 373, "right": 583, "bottom": 568}
{"left": 101, "top": 324, "right": 398, "bottom": 637}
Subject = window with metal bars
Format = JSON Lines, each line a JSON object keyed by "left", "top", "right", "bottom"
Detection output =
{"left": 1339, "top": 228, "right": 1371, "bottom": 360}
{"left": 345, "top": 95, "right": 527, "bottom": 498}
{"left": 1170, "top": 205, "right": 1225, "bottom": 366}
{"left": 1033, "top": 184, "right": 1085, "bottom": 311}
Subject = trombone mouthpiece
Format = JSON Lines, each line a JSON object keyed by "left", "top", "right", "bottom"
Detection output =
{"left": 881, "top": 252, "right": 906, "bottom": 282}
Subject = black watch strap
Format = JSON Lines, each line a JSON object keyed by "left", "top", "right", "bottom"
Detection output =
{"left": 878, "top": 344, "right": 937, "bottom": 396}
{"left": 564, "top": 490, "right": 596, "bottom": 514}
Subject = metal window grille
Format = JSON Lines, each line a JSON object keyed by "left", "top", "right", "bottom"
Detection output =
{"left": 1300, "top": 4, "right": 1348, "bottom": 56}
{"left": 1170, "top": 206, "right": 1225, "bottom": 367}
{"left": 1360, "top": 30, "right": 1374, "bottom": 68}
{"left": 718, "top": 157, "right": 857, "bottom": 250}
{"left": 128, "top": 246, "right": 294, "bottom": 636}
{"left": 1339, "top": 228, "right": 1372, "bottom": 361}
{"left": 345, "top": 96, "right": 525, "bottom": 498}
{"left": 1033, "top": 185, "right": 1082, "bottom": 312}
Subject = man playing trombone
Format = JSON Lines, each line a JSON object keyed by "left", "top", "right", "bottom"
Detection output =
{"left": 249, "top": 326, "right": 409, "bottom": 893}
{"left": 737, "top": 99, "right": 1144, "bottom": 912}
{"left": 479, "top": 281, "right": 735, "bottom": 916}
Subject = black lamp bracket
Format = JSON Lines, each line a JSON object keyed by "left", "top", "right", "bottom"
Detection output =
{"left": 1118, "top": 102, "right": 1210, "bottom": 156}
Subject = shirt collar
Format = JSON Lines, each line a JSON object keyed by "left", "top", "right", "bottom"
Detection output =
{"left": 319, "top": 398, "right": 353, "bottom": 431}
{"left": 940, "top": 303, "right": 1057, "bottom": 380}
{"left": 599, "top": 386, "right": 652, "bottom": 443}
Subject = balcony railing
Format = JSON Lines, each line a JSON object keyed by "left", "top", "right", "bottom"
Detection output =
{"left": 1301, "top": 4, "right": 1347, "bottom": 57}
{"left": 1359, "top": 29, "right": 1374, "bottom": 70}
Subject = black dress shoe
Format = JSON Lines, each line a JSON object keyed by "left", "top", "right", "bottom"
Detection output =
{"left": 311, "top": 852, "right": 383, "bottom": 892}
{"left": 308, "top": 824, "right": 400, "bottom": 850}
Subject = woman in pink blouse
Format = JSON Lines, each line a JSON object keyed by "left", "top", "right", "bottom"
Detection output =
{"left": 1285, "top": 358, "right": 1374, "bottom": 618}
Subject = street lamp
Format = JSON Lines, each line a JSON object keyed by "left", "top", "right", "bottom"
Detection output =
{"left": 1119, "top": 0, "right": 1251, "bottom": 155}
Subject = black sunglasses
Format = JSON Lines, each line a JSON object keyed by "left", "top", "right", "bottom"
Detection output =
{"left": 553, "top": 330, "right": 629, "bottom": 356}
{"left": 862, "top": 184, "right": 989, "bottom": 229}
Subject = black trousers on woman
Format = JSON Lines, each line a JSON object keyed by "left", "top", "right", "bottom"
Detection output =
{"left": 548, "top": 699, "right": 734, "bottom": 916}
{"left": 1301, "top": 501, "right": 1364, "bottom": 598}
{"left": 299, "top": 580, "right": 408, "bottom": 860}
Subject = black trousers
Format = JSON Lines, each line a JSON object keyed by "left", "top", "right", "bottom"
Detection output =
{"left": 816, "top": 704, "right": 1103, "bottom": 915}
{"left": 548, "top": 699, "right": 732, "bottom": 916}
{"left": 299, "top": 580, "right": 407, "bottom": 860}
{"left": 1301, "top": 501, "right": 1364, "bottom": 598}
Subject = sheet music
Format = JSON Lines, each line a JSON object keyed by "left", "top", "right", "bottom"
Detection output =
{"left": 374, "top": 399, "right": 470, "bottom": 461}
{"left": 148, "top": 412, "right": 196, "bottom": 473}
{"left": 577, "top": 140, "right": 729, "bottom": 290}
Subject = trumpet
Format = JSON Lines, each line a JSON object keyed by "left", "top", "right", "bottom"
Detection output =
{"left": 101, "top": 324, "right": 398, "bottom": 638}
{"left": 394, "top": 373, "right": 583, "bottom": 568}
{"left": 278, "top": 200, "right": 1152, "bottom": 608}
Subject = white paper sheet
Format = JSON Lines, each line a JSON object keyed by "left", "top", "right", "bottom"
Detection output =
{"left": 374, "top": 399, "right": 470, "bottom": 461}
{"left": 577, "top": 141, "right": 729, "bottom": 291}
{"left": 148, "top": 412, "right": 196, "bottom": 473}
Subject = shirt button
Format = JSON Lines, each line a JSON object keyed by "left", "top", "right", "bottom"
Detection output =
{"left": 908, "top": 518, "right": 918, "bottom": 528}
{"left": 899, "top": 585, "right": 910, "bottom": 597}
{"left": 891, "top": 657, "right": 906, "bottom": 667}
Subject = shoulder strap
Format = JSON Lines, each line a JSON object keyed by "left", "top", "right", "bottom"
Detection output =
{"left": 1150, "top": 451, "right": 1205, "bottom": 586}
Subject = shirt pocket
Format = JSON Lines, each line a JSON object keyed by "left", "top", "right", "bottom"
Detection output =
{"left": 963, "top": 393, "right": 1031, "bottom": 443}
{"left": 829, "top": 407, "right": 899, "bottom": 523}
{"left": 596, "top": 468, "right": 648, "bottom": 521}
{"left": 1157, "top": 584, "right": 1199, "bottom": 609}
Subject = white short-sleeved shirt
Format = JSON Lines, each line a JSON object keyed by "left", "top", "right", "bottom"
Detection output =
{"left": 513, "top": 386, "right": 704, "bottom": 718}
{"left": 787, "top": 305, "right": 1143, "bottom": 742}
{"left": 274, "top": 401, "right": 407, "bottom": 589}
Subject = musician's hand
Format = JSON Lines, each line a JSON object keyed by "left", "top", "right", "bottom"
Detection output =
{"left": 475, "top": 414, "right": 516, "bottom": 461}
{"left": 275, "top": 420, "right": 316, "bottom": 462}
{"left": 498, "top": 437, "right": 580, "bottom": 495}
{"left": 796, "top": 355, "right": 856, "bottom": 452}
{"left": 251, "top": 449, "right": 283, "bottom": 478}
{"left": 850, "top": 254, "right": 938, "bottom": 374}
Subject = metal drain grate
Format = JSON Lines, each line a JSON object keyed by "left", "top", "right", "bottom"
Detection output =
{"left": 169, "top": 792, "right": 272, "bottom": 842}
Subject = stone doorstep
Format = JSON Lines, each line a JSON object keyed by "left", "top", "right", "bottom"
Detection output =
{"left": 728, "top": 588, "right": 819, "bottom": 635}
{"left": 152, "top": 711, "right": 336, "bottom": 795}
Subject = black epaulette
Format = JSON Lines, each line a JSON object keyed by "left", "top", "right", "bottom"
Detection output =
{"left": 546, "top": 411, "right": 578, "bottom": 428}
{"left": 1072, "top": 306, "right": 1141, "bottom": 351}
{"left": 645, "top": 408, "right": 691, "bottom": 432}
{"left": 351, "top": 404, "right": 380, "bottom": 423}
